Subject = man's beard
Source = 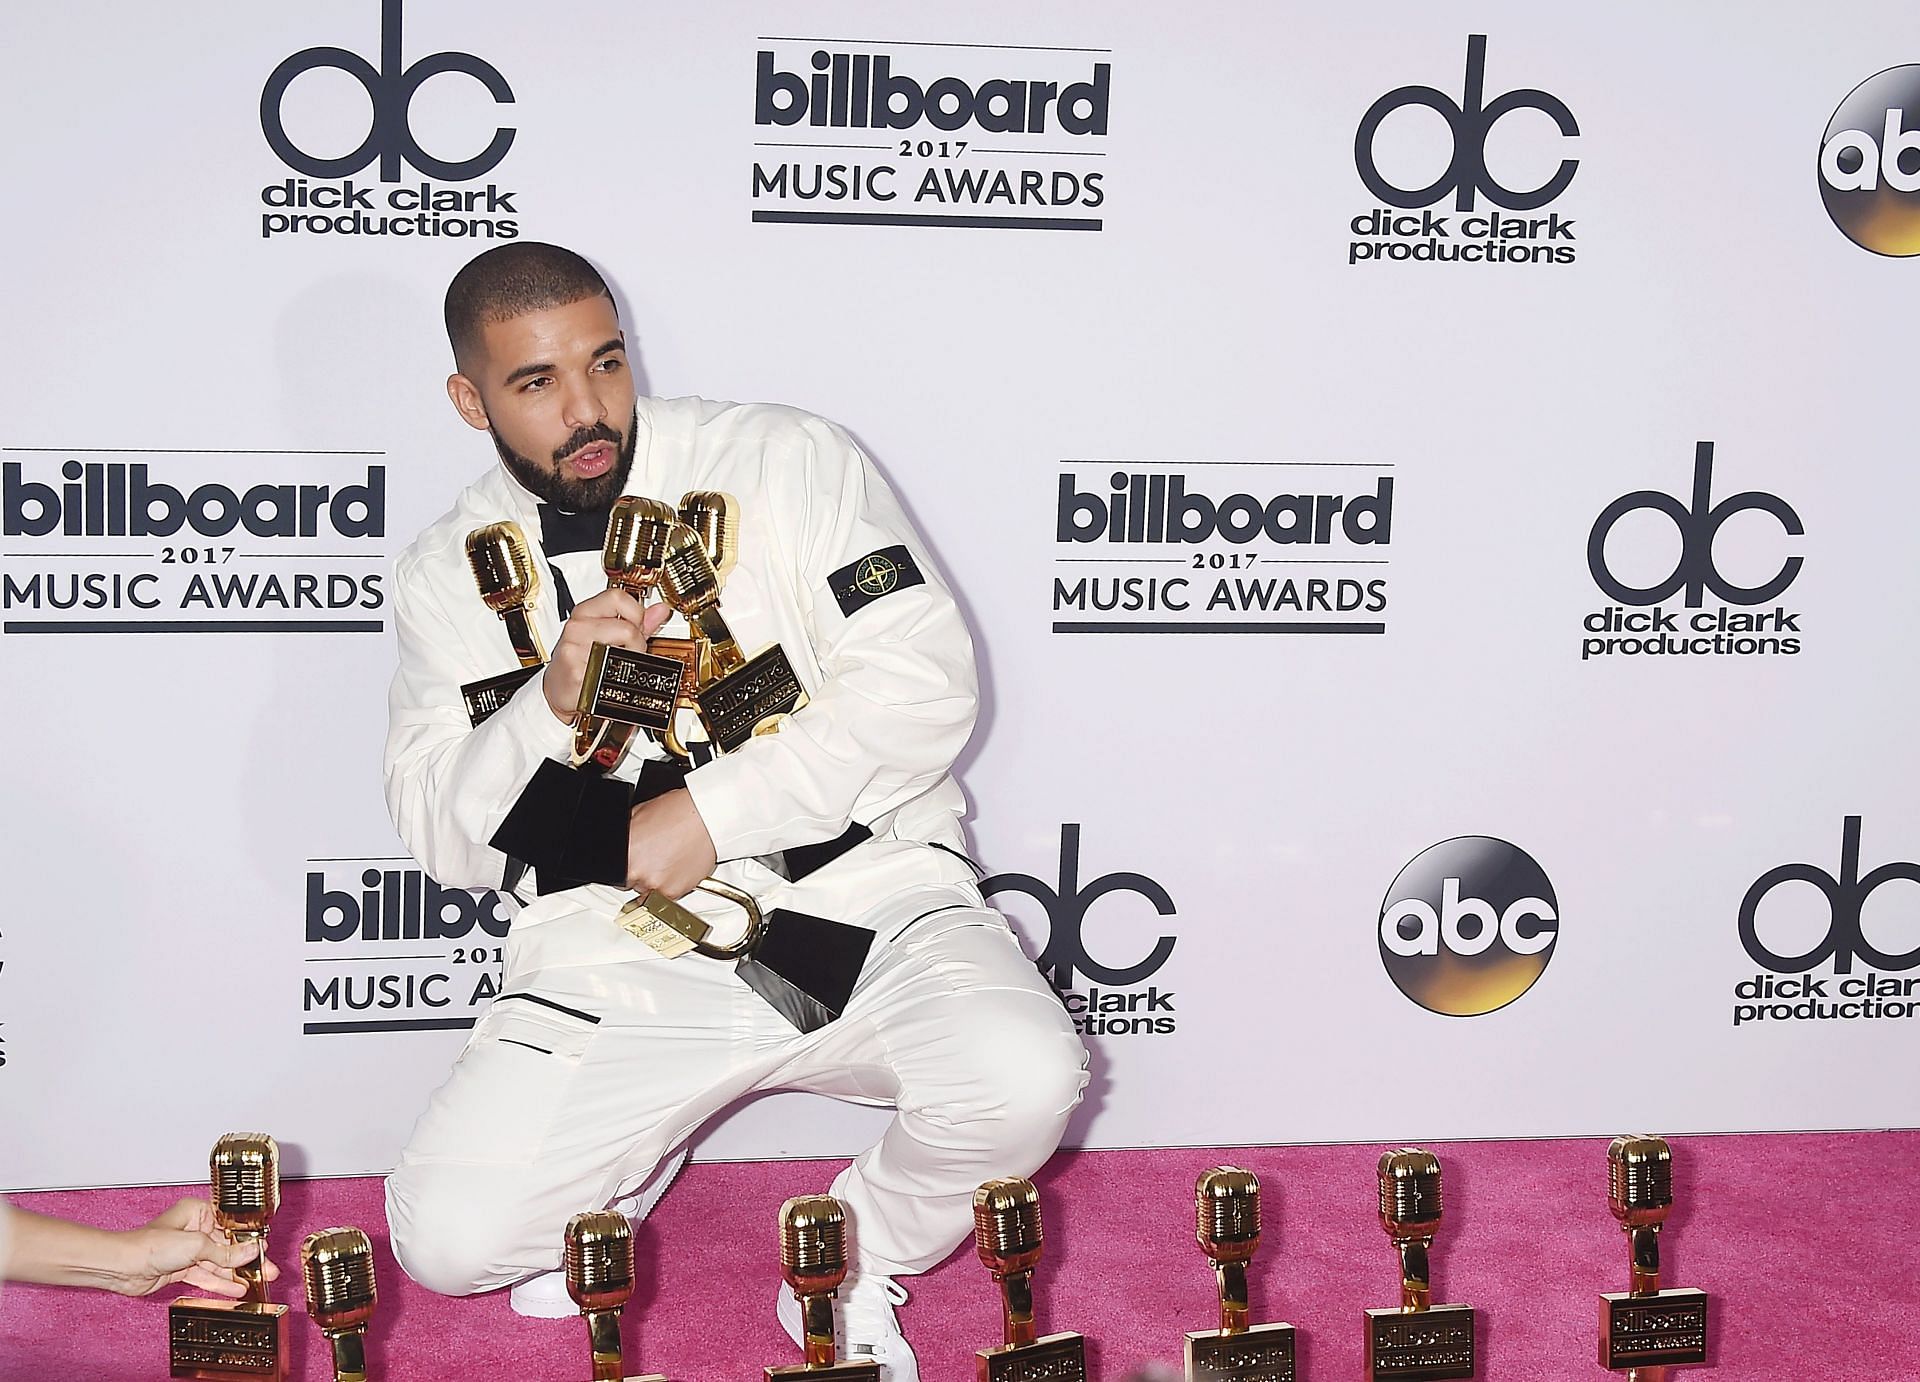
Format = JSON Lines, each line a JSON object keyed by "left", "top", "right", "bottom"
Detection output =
{"left": 491, "top": 407, "right": 639, "bottom": 511}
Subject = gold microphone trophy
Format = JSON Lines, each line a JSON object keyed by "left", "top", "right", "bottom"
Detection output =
{"left": 972, "top": 1177, "right": 1088, "bottom": 1382}
{"left": 1363, "top": 1149, "right": 1474, "bottom": 1381}
{"left": 566, "top": 1211, "right": 668, "bottom": 1382}
{"left": 1184, "top": 1168, "right": 1296, "bottom": 1382}
{"left": 652, "top": 489, "right": 741, "bottom": 758}
{"left": 655, "top": 521, "right": 808, "bottom": 752}
{"left": 460, "top": 520, "right": 548, "bottom": 725}
{"left": 767, "top": 1196, "right": 879, "bottom": 1382}
{"left": 301, "top": 1229, "right": 377, "bottom": 1382}
{"left": 572, "top": 495, "right": 693, "bottom": 771}
{"left": 1599, "top": 1136, "right": 1710, "bottom": 1376}
{"left": 679, "top": 490, "right": 740, "bottom": 588}
{"left": 168, "top": 1133, "right": 289, "bottom": 1380}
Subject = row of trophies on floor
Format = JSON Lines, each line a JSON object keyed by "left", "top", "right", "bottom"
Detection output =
{"left": 167, "top": 1133, "right": 1710, "bottom": 1382}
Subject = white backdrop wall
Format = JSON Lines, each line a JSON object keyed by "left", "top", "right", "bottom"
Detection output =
{"left": 2, "top": 1, "right": 1917, "bottom": 1190}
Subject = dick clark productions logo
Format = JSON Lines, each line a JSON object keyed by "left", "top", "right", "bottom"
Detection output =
{"left": 261, "top": 0, "right": 515, "bottom": 181}
{"left": 1819, "top": 64, "right": 1920, "bottom": 256}
{"left": 1579, "top": 442, "right": 1805, "bottom": 662}
{"left": 1378, "top": 837, "right": 1559, "bottom": 1016}
{"left": 984, "top": 825, "right": 1180, "bottom": 1038}
{"left": 1348, "top": 35, "right": 1580, "bottom": 266}
{"left": 255, "top": 1, "right": 523, "bottom": 241}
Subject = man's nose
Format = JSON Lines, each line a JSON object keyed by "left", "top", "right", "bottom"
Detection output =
{"left": 559, "top": 374, "right": 606, "bottom": 430}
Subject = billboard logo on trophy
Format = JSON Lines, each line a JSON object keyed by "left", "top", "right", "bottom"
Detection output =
{"left": 257, "top": 0, "right": 523, "bottom": 241}
{"left": 984, "top": 824, "right": 1181, "bottom": 1037}
{"left": 1818, "top": 64, "right": 1920, "bottom": 256}
{"left": 1348, "top": 34, "right": 1580, "bottom": 266}
{"left": 1732, "top": 816, "right": 1920, "bottom": 1029}
{"left": 1579, "top": 441, "right": 1805, "bottom": 663}
{"left": 1379, "top": 836, "right": 1558, "bottom": 1017}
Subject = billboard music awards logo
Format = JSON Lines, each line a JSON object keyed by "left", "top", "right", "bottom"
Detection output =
{"left": 983, "top": 825, "right": 1179, "bottom": 1037}
{"left": 302, "top": 858, "right": 512, "bottom": 1035}
{"left": 1580, "top": 442, "right": 1804, "bottom": 662}
{"left": 1050, "top": 462, "right": 1393, "bottom": 634}
{"left": 1818, "top": 64, "right": 1920, "bottom": 256}
{"left": 1733, "top": 818, "right": 1920, "bottom": 1028}
{"left": 257, "top": 0, "right": 521, "bottom": 242}
{"left": 750, "top": 37, "right": 1110, "bottom": 231}
{"left": 1348, "top": 35, "right": 1580, "bottom": 267}
{"left": 0, "top": 455, "right": 386, "bottom": 635}
{"left": 1378, "top": 837, "right": 1559, "bottom": 1017}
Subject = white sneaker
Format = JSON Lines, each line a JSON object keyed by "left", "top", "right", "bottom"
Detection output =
{"left": 776, "top": 1271, "right": 918, "bottom": 1382}
{"left": 508, "top": 1145, "right": 689, "bottom": 1319}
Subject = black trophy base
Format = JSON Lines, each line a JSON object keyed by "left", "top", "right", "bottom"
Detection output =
{"left": 976, "top": 1333, "right": 1089, "bottom": 1382}
{"left": 1601, "top": 1288, "right": 1710, "bottom": 1369}
{"left": 1185, "top": 1322, "right": 1297, "bottom": 1381}
{"left": 697, "top": 643, "right": 807, "bottom": 752}
{"left": 491, "top": 758, "right": 691, "bottom": 894}
{"left": 168, "top": 1299, "right": 288, "bottom": 1379}
{"left": 461, "top": 663, "right": 542, "bottom": 726}
{"left": 737, "top": 910, "right": 874, "bottom": 1032}
{"left": 1365, "top": 1303, "right": 1476, "bottom": 1380}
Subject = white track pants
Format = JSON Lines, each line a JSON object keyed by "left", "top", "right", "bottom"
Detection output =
{"left": 385, "top": 900, "right": 1088, "bottom": 1295}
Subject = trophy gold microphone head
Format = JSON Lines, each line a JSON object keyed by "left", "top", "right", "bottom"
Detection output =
{"left": 679, "top": 490, "right": 740, "bottom": 584}
{"left": 1377, "top": 1148, "right": 1444, "bottom": 1242}
{"left": 973, "top": 1177, "right": 1045, "bottom": 1278}
{"left": 779, "top": 1195, "right": 850, "bottom": 1298}
{"left": 211, "top": 1133, "right": 280, "bottom": 1235}
{"left": 301, "top": 1228, "right": 377, "bottom": 1331}
{"left": 603, "top": 495, "right": 681, "bottom": 588}
{"left": 564, "top": 1211, "right": 635, "bottom": 1314}
{"left": 1196, "top": 1166, "right": 1262, "bottom": 1265}
{"left": 1608, "top": 1135, "right": 1675, "bottom": 1231}
{"left": 656, "top": 521, "right": 722, "bottom": 615}
{"left": 465, "top": 522, "right": 541, "bottom": 613}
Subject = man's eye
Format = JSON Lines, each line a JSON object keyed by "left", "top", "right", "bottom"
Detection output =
{"left": 521, "top": 376, "right": 552, "bottom": 391}
{"left": 593, "top": 357, "right": 624, "bottom": 373}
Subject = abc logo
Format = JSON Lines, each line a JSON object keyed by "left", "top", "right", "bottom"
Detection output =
{"left": 1587, "top": 442, "right": 1803, "bottom": 608}
{"left": 1819, "top": 64, "right": 1920, "bottom": 257}
{"left": 261, "top": 0, "right": 516, "bottom": 183}
{"left": 1355, "top": 34, "right": 1579, "bottom": 212}
{"left": 1379, "top": 836, "right": 1558, "bottom": 1016}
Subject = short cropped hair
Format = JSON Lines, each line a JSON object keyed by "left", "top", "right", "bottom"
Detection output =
{"left": 443, "top": 242, "right": 613, "bottom": 366}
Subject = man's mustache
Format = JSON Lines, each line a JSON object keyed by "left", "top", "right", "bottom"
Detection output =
{"left": 553, "top": 421, "right": 622, "bottom": 462}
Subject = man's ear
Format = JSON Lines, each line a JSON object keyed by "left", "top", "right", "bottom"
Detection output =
{"left": 446, "top": 373, "right": 491, "bottom": 431}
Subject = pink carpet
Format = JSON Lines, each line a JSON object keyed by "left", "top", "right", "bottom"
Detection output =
{"left": 2, "top": 1133, "right": 1913, "bottom": 1380}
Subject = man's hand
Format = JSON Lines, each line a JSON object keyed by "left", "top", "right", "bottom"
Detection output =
{"left": 543, "top": 591, "right": 674, "bottom": 723}
{"left": 117, "top": 1198, "right": 282, "bottom": 1298}
{"left": 628, "top": 789, "right": 718, "bottom": 898}
{"left": 3, "top": 1197, "right": 282, "bottom": 1297}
